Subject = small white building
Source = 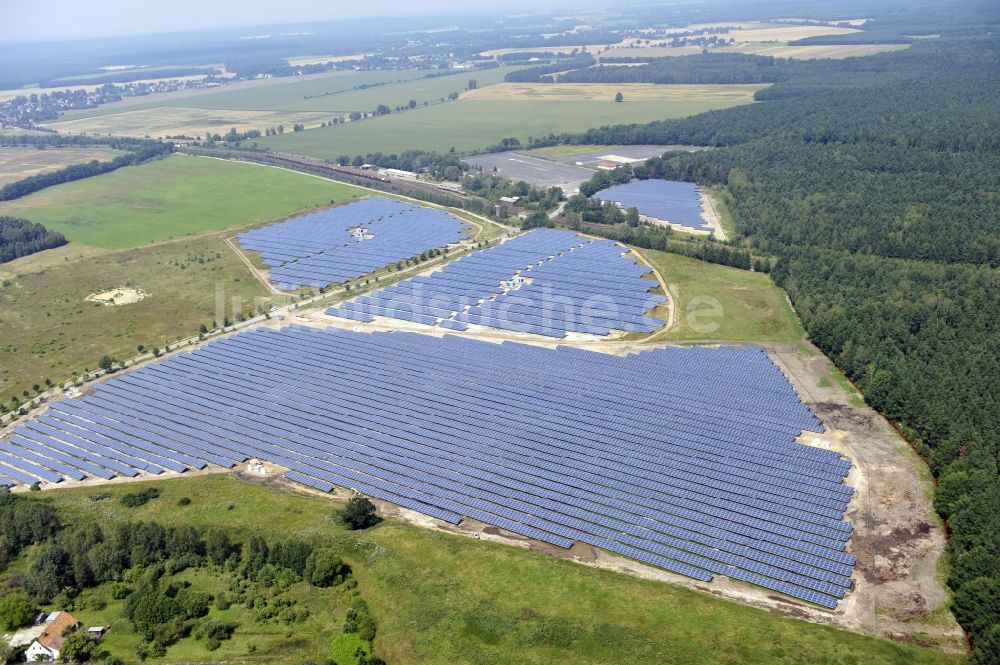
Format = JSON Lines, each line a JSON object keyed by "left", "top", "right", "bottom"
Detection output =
{"left": 501, "top": 274, "right": 527, "bottom": 289}
{"left": 25, "top": 611, "right": 80, "bottom": 662}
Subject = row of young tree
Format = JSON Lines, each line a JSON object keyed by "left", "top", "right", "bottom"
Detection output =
{"left": 549, "top": 33, "right": 1000, "bottom": 661}
{"left": 0, "top": 142, "right": 174, "bottom": 201}
{"left": 0, "top": 216, "right": 67, "bottom": 263}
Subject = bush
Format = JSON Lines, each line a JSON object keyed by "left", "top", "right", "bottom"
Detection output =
{"left": 193, "top": 618, "right": 238, "bottom": 650}
{"left": 0, "top": 592, "right": 37, "bottom": 630}
{"left": 59, "top": 630, "right": 98, "bottom": 662}
{"left": 304, "top": 548, "right": 351, "bottom": 587}
{"left": 110, "top": 582, "right": 132, "bottom": 599}
{"left": 120, "top": 487, "right": 160, "bottom": 507}
{"left": 340, "top": 498, "right": 380, "bottom": 530}
{"left": 177, "top": 497, "right": 191, "bottom": 506}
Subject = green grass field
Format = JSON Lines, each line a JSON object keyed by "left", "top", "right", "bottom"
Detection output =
{"left": 41, "top": 475, "right": 962, "bottom": 665}
{"left": 637, "top": 249, "right": 805, "bottom": 342}
{"left": 0, "top": 154, "right": 368, "bottom": 249}
{"left": 255, "top": 94, "right": 752, "bottom": 157}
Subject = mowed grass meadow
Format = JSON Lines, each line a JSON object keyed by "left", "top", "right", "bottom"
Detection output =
{"left": 0, "top": 154, "right": 369, "bottom": 248}
{"left": 40, "top": 475, "right": 963, "bottom": 665}
{"left": 636, "top": 249, "right": 805, "bottom": 342}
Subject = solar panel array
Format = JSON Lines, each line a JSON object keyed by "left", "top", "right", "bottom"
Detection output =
{"left": 0, "top": 326, "right": 854, "bottom": 607}
{"left": 595, "top": 180, "right": 709, "bottom": 232}
{"left": 236, "top": 197, "right": 469, "bottom": 291}
{"left": 326, "top": 228, "right": 666, "bottom": 338}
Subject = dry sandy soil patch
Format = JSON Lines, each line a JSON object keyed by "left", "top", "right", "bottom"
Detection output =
{"left": 84, "top": 286, "right": 148, "bottom": 306}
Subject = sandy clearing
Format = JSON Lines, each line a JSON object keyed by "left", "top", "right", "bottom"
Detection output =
{"left": 84, "top": 286, "right": 148, "bottom": 306}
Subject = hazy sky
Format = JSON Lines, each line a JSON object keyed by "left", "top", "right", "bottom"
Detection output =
{"left": 1, "top": 0, "right": 515, "bottom": 43}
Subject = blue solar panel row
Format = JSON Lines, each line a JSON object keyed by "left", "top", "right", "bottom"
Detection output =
{"left": 1, "top": 326, "right": 852, "bottom": 608}
{"left": 595, "top": 180, "right": 709, "bottom": 232}
{"left": 326, "top": 228, "right": 666, "bottom": 338}
{"left": 236, "top": 197, "right": 469, "bottom": 291}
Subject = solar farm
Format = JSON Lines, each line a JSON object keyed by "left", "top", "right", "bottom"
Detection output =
{"left": 0, "top": 326, "right": 855, "bottom": 608}
{"left": 236, "top": 197, "right": 470, "bottom": 291}
{"left": 326, "top": 228, "right": 666, "bottom": 338}
{"left": 595, "top": 179, "right": 711, "bottom": 233}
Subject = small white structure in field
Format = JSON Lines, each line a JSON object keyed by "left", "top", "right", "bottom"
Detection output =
{"left": 25, "top": 611, "right": 80, "bottom": 662}
{"left": 501, "top": 274, "right": 527, "bottom": 290}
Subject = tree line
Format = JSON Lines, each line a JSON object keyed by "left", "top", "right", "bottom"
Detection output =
{"left": 0, "top": 142, "right": 174, "bottom": 201}
{"left": 555, "top": 33, "right": 1000, "bottom": 660}
{"left": 0, "top": 216, "right": 67, "bottom": 263}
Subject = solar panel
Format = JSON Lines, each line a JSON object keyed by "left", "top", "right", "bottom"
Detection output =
{"left": 1, "top": 326, "right": 852, "bottom": 608}
{"left": 326, "top": 229, "right": 665, "bottom": 338}
{"left": 236, "top": 197, "right": 469, "bottom": 291}
{"left": 594, "top": 180, "right": 709, "bottom": 232}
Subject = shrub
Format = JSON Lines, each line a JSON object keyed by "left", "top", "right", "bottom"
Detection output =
{"left": 120, "top": 487, "right": 160, "bottom": 507}
{"left": 304, "top": 548, "right": 351, "bottom": 587}
{"left": 110, "top": 582, "right": 131, "bottom": 599}
{"left": 0, "top": 592, "right": 37, "bottom": 630}
{"left": 340, "top": 497, "right": 380, "bottom": 530}
{"left": 177, "top": 497, "right": 191, "bottom": 506}
{"left": 59, "top": 630, "right": 98, "bottom": 662}
{"left": 121, "top": 487, "right": 160, "bottom": 508}
{"left": 193, "top": 618, "right": 238, "bottom": 650}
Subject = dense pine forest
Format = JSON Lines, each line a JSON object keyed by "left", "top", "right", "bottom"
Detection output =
{"left": 0, "top": 216, "right": 67, "bottom": 263}
{"left": 568, "top": 28, "right": 999, "bottom": 662}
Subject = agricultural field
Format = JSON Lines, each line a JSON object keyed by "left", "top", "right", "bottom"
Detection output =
{"left": 636, "top": 249, "right": 805, "bottom": 343}
{"left": 0, "top": 154, "right": 368, "bottom": 249}
{"left": 256, "top": 84, "right": 760, "bottom": 157}
{"left": 461, "top": 82, "right": 764, "bottom": 102}
{"left": 38, "top": 475, "right": 962, "bottom": 665}
{"left": 0, "top": 146, "right": 124, "bottom": 186}
{"left": 43, "top": 68, "right": 509, "bottom": 138}
{"left": 48, "top": 108, "right": 334, "bottom": 138}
